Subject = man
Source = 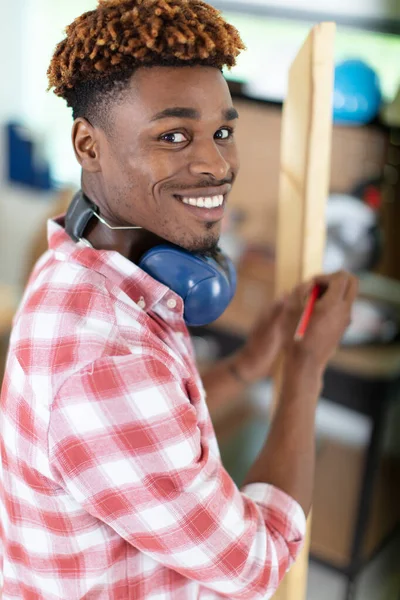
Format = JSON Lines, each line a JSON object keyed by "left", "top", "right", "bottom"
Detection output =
{"left": 0, "top": 1, "right": 357, "bottom": 598}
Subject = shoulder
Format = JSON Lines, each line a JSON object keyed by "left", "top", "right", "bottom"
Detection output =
{"left": 10, "top": 255, "right": 129, "bottom": 389}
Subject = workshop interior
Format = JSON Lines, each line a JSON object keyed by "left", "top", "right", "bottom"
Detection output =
{"left": 0, "top": 1, "right": 399, "bottom": 599}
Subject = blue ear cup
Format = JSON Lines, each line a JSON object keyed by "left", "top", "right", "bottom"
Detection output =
{"left": 63, "top": 192, "right": 236, "bottom": 325}
{"left": 138, "top": 244, "right": 237, "bottom": 327}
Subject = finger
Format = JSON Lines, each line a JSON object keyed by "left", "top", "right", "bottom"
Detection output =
{"left": 344, "top": 275, "right": 359, "bottom": 304}
{"left": 266, "top": 298, "right": 286, "bottom": 324}
{"left": 315, "top": 271, "right": 351, "bottom": 305}
{"left": 257, "top": 297, "right": 286, "bottom": 327}
{"left": 312, "top": 271, "right": 345, "bottom": 290}
{"left": 288, "top": 280, "right": 315, "bottom": 308}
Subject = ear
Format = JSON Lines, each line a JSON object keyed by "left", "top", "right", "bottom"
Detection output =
{"left": 72, "top": 118, "right": 102, "bottom": 173}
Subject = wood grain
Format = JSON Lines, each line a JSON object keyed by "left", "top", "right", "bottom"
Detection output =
{"left": 272, "top": 22, "right": 336, "bottom": 600}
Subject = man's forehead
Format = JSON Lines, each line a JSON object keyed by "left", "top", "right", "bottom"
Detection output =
{"left": 125, "top": 65, "right": 234, "bottom": 115}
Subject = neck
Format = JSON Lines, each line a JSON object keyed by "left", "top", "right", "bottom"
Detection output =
{"left": 81, "top": 181, "right": 165, "bottom": 264}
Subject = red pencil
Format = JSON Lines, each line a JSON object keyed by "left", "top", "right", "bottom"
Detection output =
{"left": 294, "top": 284, "right": 321, "bottom": 341}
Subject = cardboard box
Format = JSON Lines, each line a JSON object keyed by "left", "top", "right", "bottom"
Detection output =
{"left": 311, "top": 439, "right": 400, "bottom": 568}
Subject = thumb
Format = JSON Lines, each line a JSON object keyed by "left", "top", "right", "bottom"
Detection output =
{"left": 265, "top": 295, "right": 287, "bottom": 323}
{"left": 266, "top": 295, "right": 288, "bottom": 328}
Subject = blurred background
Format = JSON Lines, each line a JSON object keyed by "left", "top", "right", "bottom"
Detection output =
{"left": 0, "top": 1, "right": 399, "bottom": 599}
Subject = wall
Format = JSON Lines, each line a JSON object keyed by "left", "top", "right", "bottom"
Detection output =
{"left": 17, "top": 0, "right": 95, "bottom": 185}
{"left": 0, "top": 0, "right": 95, "bottom": 188}
{"left": 0, "top": 186, "right": 54, "bottom": 287}
{"left": 0, "top": 1, "right": 25, "bottom": 120}
{"left": 215, "top": 0, "right": 400, "bottom": 21}
{"left": 0, "top": 0, "right": 28, "bottom": 182}
{"left": 0, "top": 0, "right": 61, "bottom": 283}
{"left": 0, "top": 1, "right": 90, "bottom": 286}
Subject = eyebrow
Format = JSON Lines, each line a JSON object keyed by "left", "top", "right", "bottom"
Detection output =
{"left": 150, "top": 106, "right": 239, "bottom": 122}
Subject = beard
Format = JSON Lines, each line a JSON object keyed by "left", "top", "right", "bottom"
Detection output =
{"left": 178, "top": 231, "right": 220, "bottom": 256}
{"left": 200, "top": 245, "right": 221, "bottom": 260}
{"left": 164, "top": 216, "right": 221, "bottom": 255}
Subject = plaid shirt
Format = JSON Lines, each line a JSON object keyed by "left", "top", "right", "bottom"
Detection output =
{"left": 0, "top": 218, "right": 306, "bottom": 599}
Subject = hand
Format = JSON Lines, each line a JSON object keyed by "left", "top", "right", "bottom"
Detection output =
{"left": 231, "top": 271, "right": 358, "bottom": 385}
{"left": 283, "top": 271, "right": 359, "bottom": 372}
{"left": 231, "top": 297, "right": 287, "bottom": 384}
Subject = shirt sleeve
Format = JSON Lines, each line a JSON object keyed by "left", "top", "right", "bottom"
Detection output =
{"left": 48, "top": 353, "right": 306, "bottom": 599}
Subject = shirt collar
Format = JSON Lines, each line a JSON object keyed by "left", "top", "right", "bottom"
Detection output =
{"left": 47, "top": 218, "right": 183, "bottom": 315}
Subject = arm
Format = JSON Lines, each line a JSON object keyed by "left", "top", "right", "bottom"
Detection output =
{"left": 205, "top": 271, "right": 357, "bottom": 515}
{"left": 202, "top": 351, "right": 321, "bottom": 516}
{"left": 242, "top": 352, "right": 322, "bottom": 515}
{"left": 202, "top": 299, "right": 286, "bottom": 416}
{"left": 49, "top": 351, "right": 306, "bottom": 600}
{"left": 243, "top": 271, "right": 358, "bottom": 514}
{"left": 199, "top": 353, "right": 248, "bottom": 417}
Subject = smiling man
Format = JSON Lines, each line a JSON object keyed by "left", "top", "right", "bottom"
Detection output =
{"left": 71, "top": 65, "right": 240, "bottom": 261}
{"left": 0, "top": 1, "right": 357, "bottom": 599}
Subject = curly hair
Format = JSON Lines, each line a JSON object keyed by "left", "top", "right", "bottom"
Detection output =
{"left": 47, "top": 0, "right": 245, "bottom": 129}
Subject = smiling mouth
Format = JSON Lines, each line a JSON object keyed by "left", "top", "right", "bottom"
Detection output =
{"left": 174, "top": 194, "right": 225, "bottom": 209}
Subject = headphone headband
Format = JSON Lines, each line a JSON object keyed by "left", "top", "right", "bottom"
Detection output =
{"left": 64, "top": 191, "right": 236, "bottom": 326}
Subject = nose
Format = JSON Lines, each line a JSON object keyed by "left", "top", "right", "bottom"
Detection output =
{"left": 188, "top": 139, "right": 231, "bottom": 181}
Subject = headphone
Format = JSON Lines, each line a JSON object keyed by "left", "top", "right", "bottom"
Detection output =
{"left": 65, "top": 191, "right": 237, "bottom": 327}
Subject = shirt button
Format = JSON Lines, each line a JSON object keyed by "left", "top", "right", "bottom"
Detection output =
{"left": 137, "top": 297, "right": 146, "bottom": 309}
{"left": 167, "top": 298, "right": 177, "bottom": 310}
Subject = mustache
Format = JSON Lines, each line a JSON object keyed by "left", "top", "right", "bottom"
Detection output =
{"left": 164, "top": 177, "right": 233, "bottom": 191}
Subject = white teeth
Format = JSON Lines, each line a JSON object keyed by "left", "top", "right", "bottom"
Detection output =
{"left": 180, "top": 194, "right": 224, "bottom": 208}
{"left": 212, "top": 196, "right": 221, "bottom": 208}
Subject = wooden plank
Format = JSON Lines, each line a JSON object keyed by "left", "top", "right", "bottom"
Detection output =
{"left": 272, "top": 22, "right": 336, "bottom": 600}
{"left": 275, "top": 22, "right": 336, "bottom": 296}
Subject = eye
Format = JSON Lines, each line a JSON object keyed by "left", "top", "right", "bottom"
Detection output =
{"left": 160, "top": 132, "right": 188, "bottom": 143}
{"left": 215, "top": 127, "right": 233, "bottom": 140}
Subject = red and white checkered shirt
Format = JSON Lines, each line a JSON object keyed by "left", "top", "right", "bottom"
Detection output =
{"left": 0, "top": 218, "right": 306, "bottom": 599}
